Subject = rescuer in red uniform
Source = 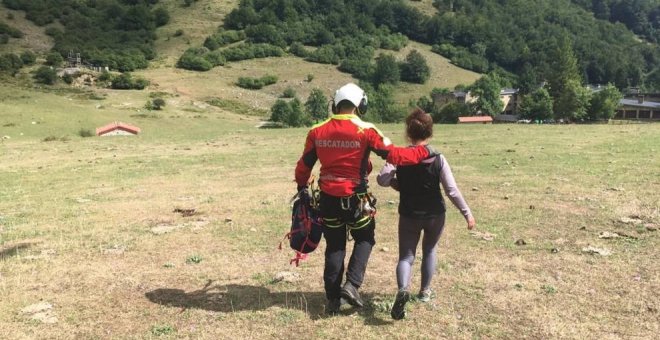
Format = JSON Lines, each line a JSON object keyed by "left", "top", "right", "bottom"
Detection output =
{"left": 295, "top": 83, "right": 431, "bottom": 315}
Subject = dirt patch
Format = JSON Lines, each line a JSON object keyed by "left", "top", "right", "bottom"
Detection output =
{"left": 21, "top": 302, "right": 58, "bottom": 324}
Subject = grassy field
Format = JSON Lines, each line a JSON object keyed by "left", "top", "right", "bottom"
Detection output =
{"left": 0, "top": 1, "right": 658, "bottom": 338}
{"left": 1, "top": 81, "right": 659, "bottom": 339}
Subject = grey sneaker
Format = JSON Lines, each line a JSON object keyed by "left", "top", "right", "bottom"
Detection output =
{"left": 325, "top": 298, "right": 341, "bottom": 315}
{"left": 391, "top": 289, "right": 410, "bottom": 320}
{"left": 417, "top": 289, "right": 433, "bottom": 302}
{"left": 340, "top": 281, "right": 364, "bottom": 308}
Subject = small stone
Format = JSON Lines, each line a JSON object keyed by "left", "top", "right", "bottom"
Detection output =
{"left": 599, "top": 231, "right": 621, "bottom": 239}
{"left": 551, "top": 248, "right": 559, "bottom": 253}
{"left": 470, "top": 231, "right": 495, "bottom": 241}
{"left": 582, "top": 246, "right": 611, "bottom": 256}
{"left": 514, "top": 239, "right": 526, "bottom": 246}
{"left": 387, "top": 200, "right": 396, "bottom": 205}
{"left": 503, "top": 195, "right": 509, "bottom": 200}
{"left": 644, "top": 224, "right": 657, "bottom": 231}
{"left": 249, "top": 227, "right": 257, "bottom": 232}
{"left": 225, "top": 218, "right": 233, "bottom": 222}
{"left": 150, "top": 224, "right": 181, "bottom": 235}
{"left": 529, "top": 205, "right": 535, "bottom": 210}
{"left": 273, "top": 271, "right": 301, "bottom": 283}
{"left": 21, "top": 302, "right": 53, "bottom": 314}
{"left": 381, "top": 247, "right": 389, "bottom": 252}
{"left": 471, "top": 187, "right": 479, "bottom": 191}
{"left": 102, "top": 245, "right": 125, "bottom": 255}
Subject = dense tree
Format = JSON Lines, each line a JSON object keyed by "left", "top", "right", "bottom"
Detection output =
{"left": 432, "top": 102, "right": 471, "bottom": 124}
{"left": 45, "top": 52, "right": 63, "bottom": 66}
{"left": 399, "top": 49, "right": 430, "bottom": 84}
{"left": 470, "top": 73, "right": 504, "bottom": 116}
{"left": 34, "top": 66, "right": 57, "bottom": 85}
{"left": 305, "top": 88, "right": 329, "bottom": 122}
{"left": 285, "top": 98, "right": 308, "bottom": 127}
{"left": 554, "top": 79, "right": 591, "bottom": 121}
{"left": 518, "top": 87, "right": 554, "bottom": 121}
{"left": 111, "top": 72, "right": 149, "bottom": 90}
{"left": 587, "top": 84, "right": 623, "bottom": 121}
{"left": 363, "top": 84, "right": 405, "bottom": 123}
{"left": 270, "top": 99, "right": 291, "bottom": 124}
{"left": 546, "top": 37, "right": 590, "bottom": 120}
{"left": 0, "top": 53, "right": 23, "bottom": 75}
{"left": 20, "top": 51, "right": 36, "bottom": 65}
{"left": 6, "top": 0, "right": 166, "bottom": 71}
{"left": 372, "top": 53, "right": 400, "bottom": 86}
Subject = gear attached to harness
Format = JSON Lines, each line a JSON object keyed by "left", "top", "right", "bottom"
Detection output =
{"left": 280, "top": 177, "right": 323, "bottom": 266}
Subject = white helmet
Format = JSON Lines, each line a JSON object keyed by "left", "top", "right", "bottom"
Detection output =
{"left": 333, "top": 83, "right": 368, "bottom": 114}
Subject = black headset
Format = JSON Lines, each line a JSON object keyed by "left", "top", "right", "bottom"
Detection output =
{"left": 330, "top": 95, "right": 368, "bottom": 115}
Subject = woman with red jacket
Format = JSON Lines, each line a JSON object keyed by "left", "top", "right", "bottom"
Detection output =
{"left": 377, "top": 108, "right": 476, "bottom": 320}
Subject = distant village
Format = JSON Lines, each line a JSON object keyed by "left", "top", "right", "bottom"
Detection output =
{"left": 435, "top": 87, "right": 660, "bottom": 124}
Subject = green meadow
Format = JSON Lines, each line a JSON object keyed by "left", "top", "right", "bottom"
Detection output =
{"left": 1, "top": 82, "right": 658, "bottom": 339}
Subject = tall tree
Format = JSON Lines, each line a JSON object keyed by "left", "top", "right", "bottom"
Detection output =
{"left": 372, "top": 53, "right": 400, "bottom": 86}
{"left": 554, "top": 79, "right": 591, "bottom": 121}
{"left": 285, "top": 98, "right": 308, "bottom": 127}
{"left": 519, "top": 87, "right": 554, "bottom": 121}
{"left": 546, "top": 37, "right": 589, "bottom": 120}
{"left": 470, "top": 72, "right": 504, "bottom": 116}
{"left": 399, "top": 49, "right": 430, "bottom": 84}
{"left": 305, "top": 88, "right": 329, "bottom": 122}
{"left": 587, "top": 84, "right": 623, "bottom": 120}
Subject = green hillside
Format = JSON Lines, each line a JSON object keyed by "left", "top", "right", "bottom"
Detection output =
{"left": 0, "top": 0, "right": 658, "bottom": 123}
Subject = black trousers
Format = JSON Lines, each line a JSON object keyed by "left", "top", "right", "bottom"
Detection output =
{"left": 320, "top": 192, "right": 376, "bottom": 300}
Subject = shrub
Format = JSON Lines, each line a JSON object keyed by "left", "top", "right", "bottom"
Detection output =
{"left": 110, "top": 73, "right": 149, "bottom": 90}
{"left": 20, "top": 51, "right": 36, "bottom": 65}
{"left": 98, "top": 70, "right": 113, "bottom": 82}
{"left": 281, "top": 87, "right": 296, "bottom": 98}
{"left": 177, "top": 47, "right": 213, "bottom": 71}
{"left": 203, "top": 51, "right": 226, "bottom": 67}
{"left": 221, "top": 43, "right": 284, "bottom": 62}
{"left": 236, "top": 74, "right": 278, "bottom": 90}
{"left": 289, "top": 42, "right": 308, "bottom": 58}
{"left": 379, "top": 33, "right": 408, "bottom": 51}
{"left": 0, "top": 53, "right": 23, "bottom": 74}
{"left": 306, "top": 45, "right": 340, "bottom": 65}
{"left": 34, "top": 66, "right": 57, "bottom": 85}
{"left": 45, "top": 52, "right": 63, "bottom": 66}
{"left": 0, "top": 21, "right": 22, "bottom": 38}
{"left": 78, "top": 128, "right": 94, "bottom": 137}
{"left": 152, "top": 7, "right": 170, "bottom": 27}
{"left": 152, "top": 98, "right": 166, "bottom": 110}
{"left": 62, "top": 73, "right": 74, "bottom": 84}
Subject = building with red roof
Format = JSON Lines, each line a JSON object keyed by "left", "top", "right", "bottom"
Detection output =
{"left": 458, "top": 116, "right": 493, "bottom": 124}
{"left": 96, "top": 122, "right": 141, "bottom": 136}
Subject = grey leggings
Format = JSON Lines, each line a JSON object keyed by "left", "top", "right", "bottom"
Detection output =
{"left": 396, "top": 214, "right": 446, "bottom": 291}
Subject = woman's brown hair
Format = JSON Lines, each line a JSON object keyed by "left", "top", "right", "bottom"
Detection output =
{"left": 405, "top": 107, "right": 433, "bottom": 142}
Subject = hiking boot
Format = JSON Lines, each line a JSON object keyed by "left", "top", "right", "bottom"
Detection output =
{"left": 417, "top": 289, "right": 433, "bottom": 303}
{"left": 325, "top": 298, "right": 341, "bottom": 315}
{"left": 340, "top": 281, "right": 364, "bottom": 308}
{"left": 391, "top": 289, "right": 410, "bottom": 320}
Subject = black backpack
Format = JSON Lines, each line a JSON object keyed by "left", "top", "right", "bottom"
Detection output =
{"left": 280, "top": 187, "right": 323, "bottom": 266}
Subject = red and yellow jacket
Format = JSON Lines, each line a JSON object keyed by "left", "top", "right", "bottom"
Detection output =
{"left": 295, "top": 114, "right": 430, "bottom": 197}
